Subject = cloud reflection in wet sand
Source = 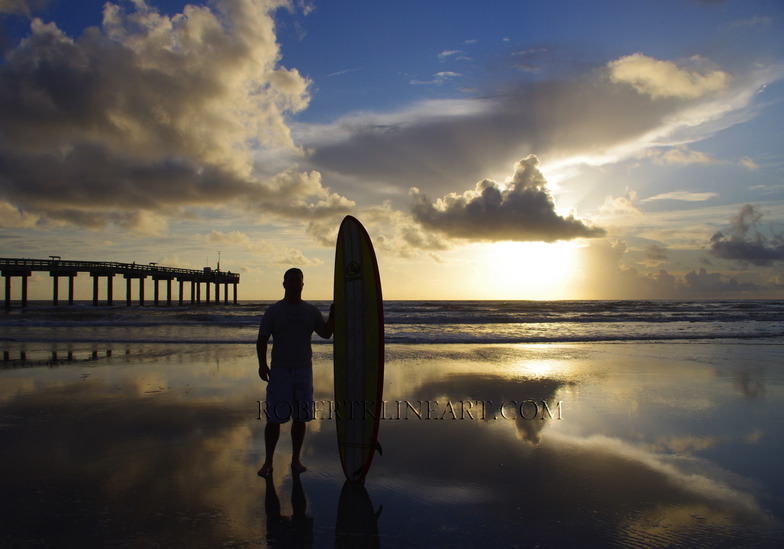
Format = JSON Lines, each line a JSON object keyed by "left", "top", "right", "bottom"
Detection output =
{"left": 0, "top": 342, "right": 782, "bottom": 547}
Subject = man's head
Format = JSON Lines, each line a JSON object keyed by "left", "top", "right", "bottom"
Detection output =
{"left": 283, "top": 268, "right": 304, "bottom": 302}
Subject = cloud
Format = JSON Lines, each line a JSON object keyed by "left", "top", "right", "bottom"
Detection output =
{"left": 739, "top": 156, "right": 758, "bottom": 171}
{"left": 710, "top": 204, "right": 784, "bottom": 266}
{"left": 683, "top": 267, "right": 755, "bottom": 293}
{"left": 117, "top": 209, "right": 169, "bottom": 236}
{"left": 0, "top": 0, "right": 351, "bottom": 231}
{"left": 643, "top": 191, "right": 719, "bottom": 202}
{"left": 304, "top": 201, "right": 452, "bottom": 260}
{"left": 646, "top": 244, "right": 669, "bottom": 261}
{"left": 0, "top": 0, "right": 44, "bottom": 17}
{"left": 207, "top": 230, "right": 274, "bottom": 255}
{"left": 248, "top": 167, "right": 355, "bottom": 219}
{"left": 601, "top": 189, "right": 642, "bottom": 216}
{"left": 576, "top": 239, "right": 765, "bottom": 299}
{"left": 653, "top": 435, "right": 720, "bottom": 455}
{"left": 207, "top": 229, "right": 321, "bottom": 265}
{"left": 730, "top": 16, "right": 771, "bottom": 28}
{"left": 0, "top": 200, "right": 39, "bottom": 228}
{"left": 326, "top": 67, "right": 360, "bottom": 78}
{"left": 410, "top": 71, "right": 462, "bottom": 86}
{"left": 398, "top": 222, "right": 451, "bottom": 252}
{"left": 649, "top": 147, "right": 718, "bottom": 166}
{"left": 303, "top": 54, "right": 779, "bottom": 202}
{"left": 438, "top": 49, "right": 462, "bottom": 61}
{"left": 410, "top": 155, "right": 605, "bottom": 242}
{"left": 608, "top": 53, "right": 730, "bottom": 99}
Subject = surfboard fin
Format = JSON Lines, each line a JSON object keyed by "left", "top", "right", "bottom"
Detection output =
{"left": 376, "top": 441, "right": 383, "bottom": 456}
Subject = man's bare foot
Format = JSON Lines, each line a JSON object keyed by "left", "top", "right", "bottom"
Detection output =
{"left": 257, "top": 462, "right": 273, "bottom": 478}
{"left": 291, "top": 461, "right": 307, "bottom": 475}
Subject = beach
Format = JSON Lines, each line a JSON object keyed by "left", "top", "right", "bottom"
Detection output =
{"left": 2, "top": 322, "right": 783, "bottom": 547}
{"left": 4, "top": 1, "right": 783, "bottom": 547}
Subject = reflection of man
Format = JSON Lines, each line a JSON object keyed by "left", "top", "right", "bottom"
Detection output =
{"left": 263, "top": 473, "right": 314, "bottom": 548}
{"left": 257, "top": 268, "right": 334, "bottom": 477}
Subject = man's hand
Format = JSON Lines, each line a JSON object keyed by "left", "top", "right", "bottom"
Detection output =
{"left": 259, "top": 363, "right": 270, "bottom": 382}
{"left": 257, "top": 336, "right": 270, "bottom": 381}
{"left": 318, "top": 302, "right": 335, "bottom": 339}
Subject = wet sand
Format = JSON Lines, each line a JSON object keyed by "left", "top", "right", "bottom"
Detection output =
{"left": 1, "top": 341, "right": 783, "bottom": 547}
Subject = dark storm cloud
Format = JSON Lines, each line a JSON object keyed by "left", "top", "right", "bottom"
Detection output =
{"left": 710, "top": 204, "right": 784, "bottom": 266}
{"left": 410, "top": 155, "right": 605, "bottom": 242}
{"left": 0, "top": 1, "right": 351, "bottom": 232}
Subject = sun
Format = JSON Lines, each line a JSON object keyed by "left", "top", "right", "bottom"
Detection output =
{"left": 480, "top": 241, "right": 581, "bottom": 300}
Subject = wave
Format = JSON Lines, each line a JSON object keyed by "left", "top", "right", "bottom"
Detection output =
{"left": 2, "top": 300, "right": 783, "bottom": 345}
{"left": 382, "top": 300, "right": 784, "bottom": 325}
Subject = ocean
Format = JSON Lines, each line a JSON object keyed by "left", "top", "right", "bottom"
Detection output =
{"left": 2, "top": 300, "right": 784, "bottom": 547}
{"left": 2, "top": 299, "right": 783, "bottom": 348}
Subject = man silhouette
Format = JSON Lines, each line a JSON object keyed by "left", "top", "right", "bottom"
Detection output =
{"left": 257, "top": 268, "right": 334, "bottom": 477}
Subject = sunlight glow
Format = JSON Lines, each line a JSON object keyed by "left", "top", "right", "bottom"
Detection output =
{"left": 481, "top": 241, "right": 580, "bottom": 300}
{"left": 507, "top": 358, "right": 572, "bottom": 379}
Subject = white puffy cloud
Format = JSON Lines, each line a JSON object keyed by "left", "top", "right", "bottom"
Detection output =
{"left": 0, "top": 0, "right": 350, "bottom": 230}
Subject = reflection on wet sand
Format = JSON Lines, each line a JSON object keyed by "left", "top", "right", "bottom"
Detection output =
{"left": 0, "top": 342, "right": 782, "bottom": 547}
{"left": 0, "top": 346, "right": 266, "bottom": 547}
{"left": 335, "top": 481, "right": 381, "bottom": 549}
{"left": 366, "top": 344, "right": 784, "bottom": 547}
{"left": 263, "top": 473, "right": 313, "bottom": 549}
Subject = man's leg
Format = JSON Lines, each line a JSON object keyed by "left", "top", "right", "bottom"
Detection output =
{"left": 291, "top": 420, "right": 307, "bottom": 474}
{"left": 259, "top": 367, "right": 288, "bottom": 478}
{"left": 258, "top": 421, "right": 280, "bottom": 477}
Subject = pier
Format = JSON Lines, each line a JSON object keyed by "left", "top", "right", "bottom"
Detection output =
{"left": 1, "top": 257, "right": 240, "bottom": 308}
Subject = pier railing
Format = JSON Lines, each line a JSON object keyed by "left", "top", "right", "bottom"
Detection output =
{"left": 1, "top": 257, "right": 240, "bottom": 308}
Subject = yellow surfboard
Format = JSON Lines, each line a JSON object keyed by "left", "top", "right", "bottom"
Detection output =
{"left": 333, "top": 216, "right": 384, "bottom": 482}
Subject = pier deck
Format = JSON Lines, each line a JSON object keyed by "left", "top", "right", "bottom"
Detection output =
{"left": 1, "top": 257, "right": 240, "bottom": 308}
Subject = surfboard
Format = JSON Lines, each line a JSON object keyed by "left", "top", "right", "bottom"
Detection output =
{"left": 333, "top": 215, "right": 384, "bottom": 482}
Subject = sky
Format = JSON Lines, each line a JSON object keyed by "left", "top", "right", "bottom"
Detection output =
{"left": 1, "top": 0, "right": 783, "bottom": 301}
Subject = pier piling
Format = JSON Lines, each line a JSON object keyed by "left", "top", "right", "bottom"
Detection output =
{"left": 1, "top": 257, "right": 240, "bottom": 308}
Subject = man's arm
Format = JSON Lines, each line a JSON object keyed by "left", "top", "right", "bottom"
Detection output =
{"left": 257, "top": 333, "right": 270, "bottom": 381}
{"left": 315, "top": 303, "right": 335, "bottom": 339}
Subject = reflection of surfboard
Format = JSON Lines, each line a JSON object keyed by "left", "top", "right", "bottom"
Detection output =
{"left": 333, "top": 216, "right": 384, "bottom": 482}
{"left": 335, "top": 480, "right": 381, "bottom": 548}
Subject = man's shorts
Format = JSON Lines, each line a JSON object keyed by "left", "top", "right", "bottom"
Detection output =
{"left": 265, "top": 366, "right": 314, "bottom": 423}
